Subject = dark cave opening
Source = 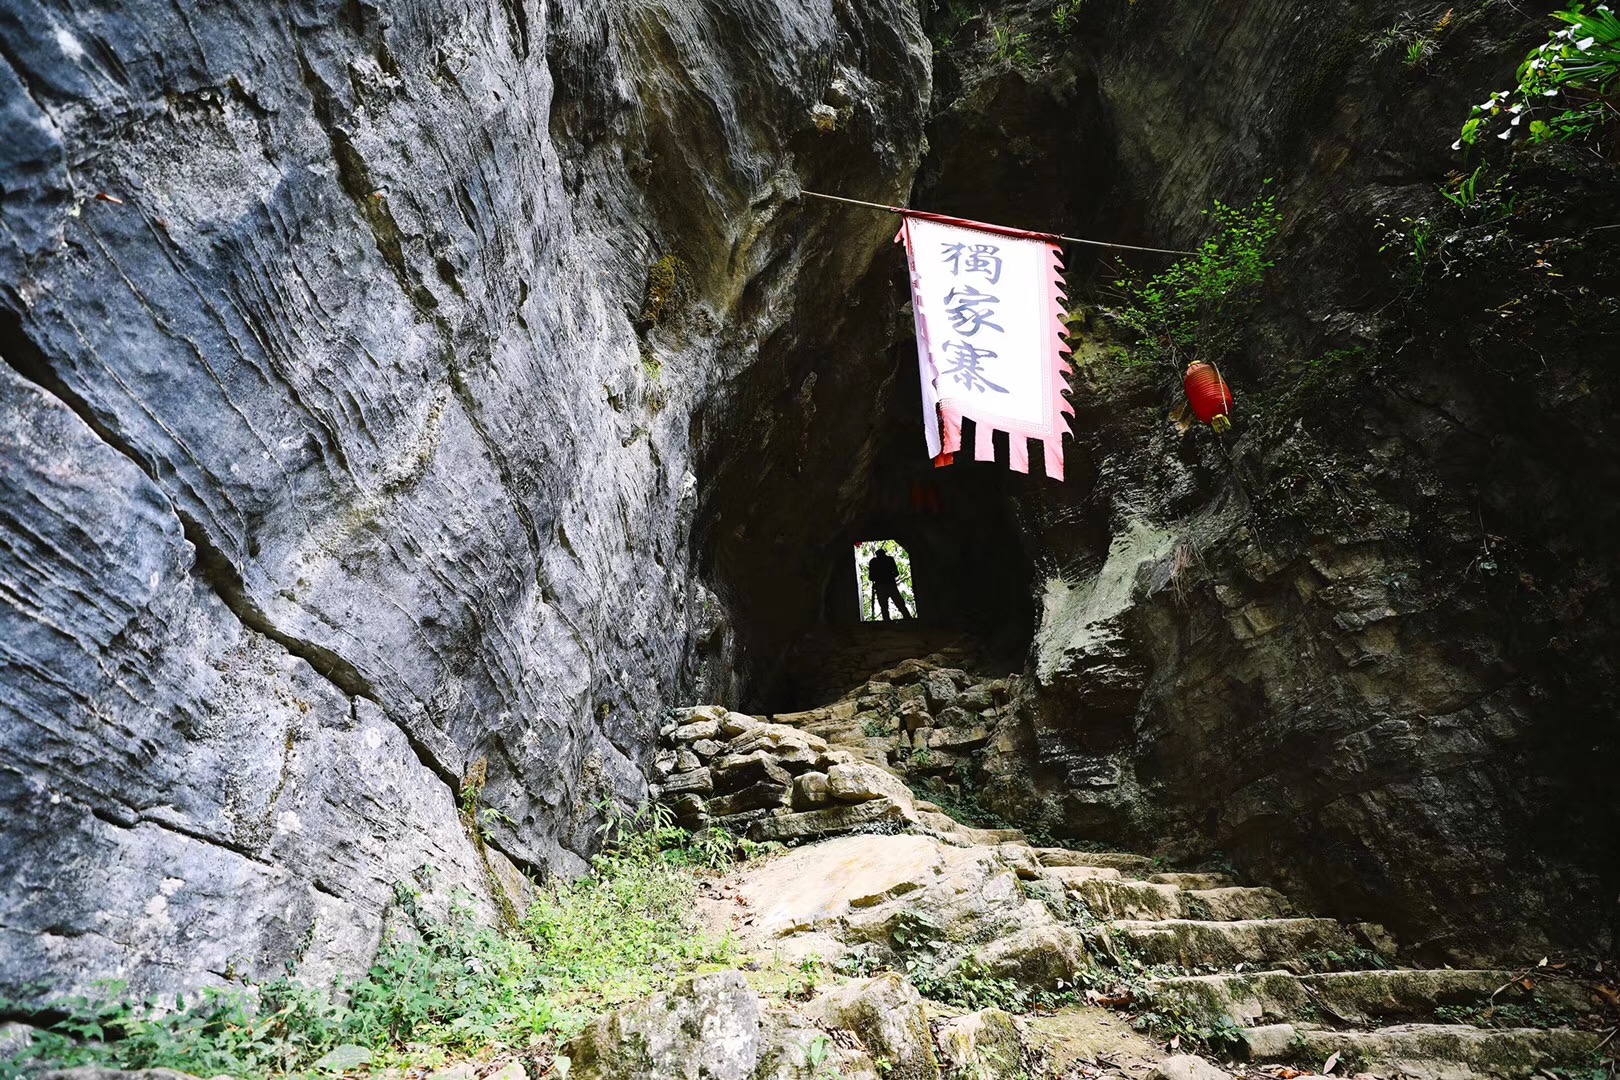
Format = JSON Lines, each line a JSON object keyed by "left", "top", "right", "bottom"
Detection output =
{"left": 692, "top": 48, "right": 1124, "bottom": 716}
{"left": 699, "top": 328, "right": 1047, "bottom": 716}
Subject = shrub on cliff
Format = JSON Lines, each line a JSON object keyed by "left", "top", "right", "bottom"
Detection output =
{"left": 1457, "top": 2, "right": 1620, "bottom": 149}
{"left": 1103, "top": 186, "right": 1282, "bottom": 372}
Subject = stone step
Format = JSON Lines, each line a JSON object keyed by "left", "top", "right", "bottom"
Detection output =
{"left": 1239, "top": 1022, "right": 1601, "bottom": 1080}
{"left": 1039, "top": 865, "right": 1124, "bottom": 886}
{"left": 1069, "top": 878, "right": 1183, "bottom": 920}
{"left": 1149, "top": 968, "right": 1601, "bottom": 1030}
{"left": 1034, "top": 849, "right": 1156, "bottom": 874}
{"left": 1147, "top": 871, "right": 1237, "bottom": 890}
{"left": 1108, "top": 918, "right": 1357, "bottom": 969}
{"left": 1071, "top": 879, "right": 1293, "bottom": 921}
{"left": 1184, "top": 886, "right": 1294, "bottom": 921}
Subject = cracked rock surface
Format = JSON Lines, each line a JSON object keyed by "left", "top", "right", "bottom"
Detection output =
{"left": 0, "top": 0, "right": 927, "bottom": 996}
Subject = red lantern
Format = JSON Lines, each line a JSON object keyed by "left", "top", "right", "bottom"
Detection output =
{"left": 1184, "top": 361, "right": 1234, "bottom": 433}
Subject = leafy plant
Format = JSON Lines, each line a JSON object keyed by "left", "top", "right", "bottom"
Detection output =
{"left": 1051, "top": 0, "right": 1085, "bottom": 33}
{"left": 786, "top": 955, "right": 826, "bottom": 1001}
{"left": 1104, "top": 185, "right": 1282, "bottom": 371}
{"left": 1456, "top": 2, "right": 1620, "bottom": 148}
{"left": 1440, "top": 164, "right": 1487, "bottom": 209}
{"left": 908, "top": 954, "right": 1032, "bottom": 1012}
{"left": 991, "top": 24, "right": 1033, "bottom": 66}
{"left": 1132, "top": 1000, "right": 1247, "bottom": 1056}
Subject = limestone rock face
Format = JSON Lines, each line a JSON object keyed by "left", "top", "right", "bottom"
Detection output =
{"left": 913, "top": 2, "right": 1620, "bottom": 965}
{"left": 0, "top": 0, "right": 929, "bottom": 997}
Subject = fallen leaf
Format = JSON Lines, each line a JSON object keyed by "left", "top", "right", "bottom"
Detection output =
{"left": 1323, "top": 1051, "right": 1341, "bottom": 1075}
{"left": 1538, "top": 956, "right": 1549, "bottom": 967}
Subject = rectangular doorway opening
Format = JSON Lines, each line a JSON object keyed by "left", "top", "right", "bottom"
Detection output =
{"left": 855, "top": 539, "right": 916, "bottom": 622}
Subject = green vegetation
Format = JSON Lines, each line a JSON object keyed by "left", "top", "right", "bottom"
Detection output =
{"left": 640, "top": 254, "right": 687, "bottom": 327}
{"left": 1457, "top": 3, "right": 1620, "bottom": 148}
{"left": 1372, "top": 8, "right": 1454, "bottom": 72}
{"left": 1375, "top": 168, "right": 1518, "bottom": 282}
{"left": 638, "top": 254, "right": 689, "bottom": 380}
{"left": 1051, "top": 0, "right": 1085, "bottom": 34}
{"left": 1433, "top": 999, "right": 1580, "bottom": 1030}
{"left": 1, "top": 805, "right": 753, "bottom": 1080}
{"left": 991, "top": 23, "right": 1033, "bottom": 67}
{"left": 1103, "top": 185, "right": 1282, "bottom": 371}
{"left": 908, "top": 954, "right": 1034, "bottom": 1013}
{"left": 1131, "top": 1000, "right": 1247, "bottom": 1056}
{"left": 930, "top": 0, "right": 984, "bottom": 50}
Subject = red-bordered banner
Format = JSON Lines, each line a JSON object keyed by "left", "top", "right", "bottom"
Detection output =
{"left": 899, "top": 211, "right": 1075, "bottom": 480}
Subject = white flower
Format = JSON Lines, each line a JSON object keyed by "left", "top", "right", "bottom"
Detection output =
{"left": 1511, "top": 113, "right": 1523, "bottom": 125}
{"left": 1544, "top": 88, "right": 1561, "bottom": 96}
{"left": 1510, "top": 103, "right": 1524, "bottom": 113}
{"left": 1576, "top": 36, "right": 1596, "bottom": 50}
{"left": 1451, "top": 139, "right": 1463, "bottom": 150}
{"left": 1497, "top": 127, "right": 1514, "bottom": 139}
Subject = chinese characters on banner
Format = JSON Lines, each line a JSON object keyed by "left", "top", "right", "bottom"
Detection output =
{"left": 900, "top": 214, "right": 1075, "bottom": 479}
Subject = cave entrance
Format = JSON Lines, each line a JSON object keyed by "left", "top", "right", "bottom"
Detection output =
{"left": 854, "top": 539, "right": 916, "bottom": 622}
{"left": 696, "top": 332, "right": 1040, "bottom": 715}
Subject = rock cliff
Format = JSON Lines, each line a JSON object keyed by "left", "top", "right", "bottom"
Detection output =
{"left": 0, "top": 0, "right": 927, "bottom": 996}
{"left": 2, "top": 0, "right": 1614, "bottom": 1005}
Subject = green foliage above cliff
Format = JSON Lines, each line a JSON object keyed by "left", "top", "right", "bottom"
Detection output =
{"left": 1103, "top": 186, "right": 1282, "bottom": 370}
{"left": 0, "top": 808, "right": 748, "bottom": 1080}
{"left": 1457, "top": 2, "right": 1620, "bottom": 148}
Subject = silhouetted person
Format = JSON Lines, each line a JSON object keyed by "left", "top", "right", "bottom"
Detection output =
{"left": 867, "top": 549, "right": 912, "bottom": 621}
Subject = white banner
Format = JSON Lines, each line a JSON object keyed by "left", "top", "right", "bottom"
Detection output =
{"left": 901, "top": 214, "right": 1074, "bottom": 479}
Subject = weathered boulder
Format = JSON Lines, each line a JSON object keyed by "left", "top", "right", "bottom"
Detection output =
{"left": 1149, "top": 1055, "right": 1232, "bottom": 1080}
{"left": 722, "top": 712, "right": 764, "bottom": 738}
{"left": 707, "top": 781, "right": 791, "bottom": 817}
{"left": 672, "top": 719, "right": 722, "bottom": 743}
{"left": 826, "top": 763, "right": 913, "bottom": 806}
{"left": 750, "top": 798, "right": 909, "bottom": 842}
{"left": 712, "top": 750, "right": 792, "bottom": 791}
{"left": 804, "top": 974, "right": 939, "bottom": 1080}
{"left": 960, "top": 916, "right": 1088, "bottom": 990}
{"left": 664, "top": 769, "right": 714, "bottom": 797}
{"left": 563, "top": 971, "right": 762, "bottom": 1079}
{"left": 923, "top": 672, "right": 958, "bottom": 711}
{"left": 792, "top": 771, "right": 831, "bottom": 809}
{"left": 933, "top": 1010, "right": 1029, "bottom": 1078}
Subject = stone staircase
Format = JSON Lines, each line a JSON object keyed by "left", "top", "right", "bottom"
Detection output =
{"left": 1014, "top": 846, "right": 1605, "bottom": 1078}
{"left": 656, "top": 657, "right": 1613, "bottom": 1080}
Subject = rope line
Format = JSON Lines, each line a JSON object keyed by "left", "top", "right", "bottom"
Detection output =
{"left": 797, "top": 188, "right": 1201, "bottom": 257}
